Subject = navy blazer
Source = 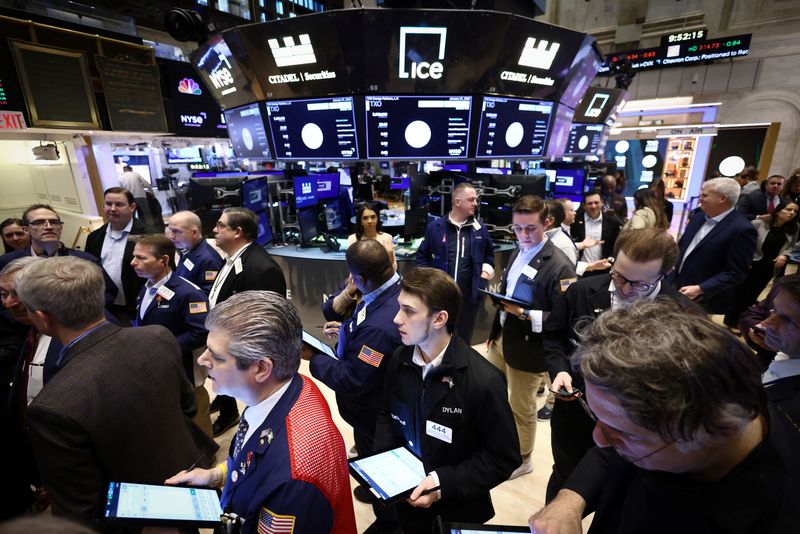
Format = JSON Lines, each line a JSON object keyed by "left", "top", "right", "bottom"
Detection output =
{"left": 736, "top": 190, "right": 785, "bottom": 221}
{"left": 175, "top": 240, "right": 224, "bottom": 294}
{"left": 673, "top": 209, "right": 757, "bottom": 314}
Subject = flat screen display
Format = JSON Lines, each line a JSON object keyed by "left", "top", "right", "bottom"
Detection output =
{"left": 365, "top": 95, "right": 472, "bottom": 159}
{"left": 475, "top": 97, "right": 553, "bottom": 158}
{"left": 241, "top": 178, "right": 268, "bottom": 211}
{"left": 166, "top": 147, "right": 203, "bottom": 164}
{"left": 265, "top": 97, "right": 358, "bottom": 160}
{"left": 565, "top": 123, "right": 605, "bottom": 156}
{"left": 390, "top": 176, "right": 411, "bottom": 190}
{"left": 103, "top": 482, "right": 221, "bottom": 527}
{"left": 297, "top": 207, "right": 319, "bottom": 243}
{"left": 224, "top": 103, "right": 271, "bottom": 160}
{"left": 572, "top": 87, "right": 626, "bottom": 125}
{"left": 294, "top": 176, "right": 317, "bottom": 209}
{"left": 255, "top": 210, "right": 273, "bottom": 246}
{"left": 545, "top": 168, "right": 586, "bottom": 197}
{"left": 314, "top": 173, "right": 340, "bottom": 200}
{"left": 348, "top": 446, "right": 425, "bottom": 502}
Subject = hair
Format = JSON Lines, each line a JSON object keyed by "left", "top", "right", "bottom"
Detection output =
{"left": 451, "top": 181, "right": 476, "bottom": 201}
{"left": 15, "top": 256, "right": 105, "bottom": 329}
{"left": 613, "top": 228, "right": 679, "bottom": 274}
{"left": 573, "top": 298, "right": 766, "bottom": 445}
{"left": 774, "top": 273, "right": 800, "bottom": 307}
{"left": 205, "top": 290, "right": 301, "bottom": 379}
{"left": 171, "top": 210, "right": 202, "bottom": 231}
{"left": 760, "top": 174, "right": 785, "bottom": 193}
{"left": 222, "top": 207, "right": 259, "bottom": 241}
{"left": 0, "top": 256, "right": 42, "bottom": 280}
{"left": 546, "top": 200, "right": 566, "bottom": 227}
{"left": 104, "top": 187, "right": 135, "bottom": 205}
{"left": 400, "top": 267, "right": 461, "bottom": 334}
{"left": 512, "top": 195, "right": 548, "bottom": 220}
{"left": 632, "top": 188, "right": 669, "bottom": 229}
{"left": 582, "top": 190, "right": 602, "bottom": 205}
{"left": 346, "top": 239, "right": 392, "bottom": 284}
{"left": 354, "top": 202, "right": 384, "bottom": 240}
{"left": 21, "top": 204, "right": 58, "bottom": 225}
{"left": 1, "top": 217, "right": 27, "bottom": 253}
{"left": 649, "top": 177, "right": 666, "bottom": 201}
{"left": 769, "top": 200, "right": 800, "bottom": 236}
{"left": 122, "top": 165, "right": 133, "bottom": 171}
{"left": 742, "top": 165, "right": 759, "bottom": 182}
{"left": 703, "top": 177, "right": 741, "bottom": 206}
{"left": 136, "top": 234, "right": 177, "bottom": 269}
{"left": 782, "top": 173, "right": 800, "bottom": 198}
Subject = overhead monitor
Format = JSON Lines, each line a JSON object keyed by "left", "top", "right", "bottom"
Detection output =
{"left": 191, "top": 34, "right": 256, "bottom": 110}
{"left": 241, "top": 178, "right": 268, "bottom": 212}
{"left": 564, "top": 123, "right": 605, "bottom": 156}
{"left": 166, "top": 147, "right": 203, "bottom": 164}
{"left": 294, "top": 175, "right": 318, "bottom": 209}
{"left": 365, "top": 95, "right": 472, "bottom": 159}
{"left": 572, "top": 87, "right": 626, "bottom": 125}
{"left": 475, "top": 96, "right": 554, "bottom": 158}
{"left": 265, "top": 97, "right": 359, "bottom": 160}
{"left": 223, "top": 103, "right": 272, "bottom": 160}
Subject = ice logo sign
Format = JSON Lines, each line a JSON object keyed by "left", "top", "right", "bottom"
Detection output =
{"left": 398, "top": 26, "right": 447, "bottom": 80}
{"left": 301, "top": 181, "right": 312, "bottom": 194}
{"left": 585, "top": 94, "right": 610, "bottom": 118}
{"left": 269, "top": 34, "right": 317, "bottom": 68}
{"left": 518, "top": 37, "right": 560, "bottom": 70}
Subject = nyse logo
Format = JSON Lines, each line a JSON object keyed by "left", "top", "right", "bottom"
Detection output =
{"left": 585, "top": 93, "right": 610, "bottom": 118}
{"left": 301, "top": 181, "right": 312, "bottom": 194}
{"left": 398, "top": 26, "right": 447, "bottom": 80}
{"left": 518, "top": 37, "right": 560, "bottom": 70}
{"left": 180, "top": 112, "right": 207, "bottom": 127}
{"left": 269, "top": 34, "right": 317, "bottom": 68}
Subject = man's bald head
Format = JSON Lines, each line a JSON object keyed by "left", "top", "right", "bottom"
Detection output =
{"left": 168, "top": 210, "right": 203, "bottom": 249}
{"left": 346, "top": 239, "right": 393, "bottom": 291}
{"left": 602, "top": 175, "right": 616, "bottom": 190}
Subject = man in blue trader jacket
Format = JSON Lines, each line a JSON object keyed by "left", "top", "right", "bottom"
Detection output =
{"left": 416, "top": 182, "right": 495, "bottom": 344}
{"left": 131, "top": 234, "right": 212, "bottom": 435}
{"left": 168, "top": 210, "right": 224, "bottom": 294}
{"left": 306, "top": 239, "right": 403, "bottom": 533}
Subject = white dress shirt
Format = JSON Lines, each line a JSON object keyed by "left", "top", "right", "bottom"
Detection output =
{"left": 101, "top": 219, "right": 134, "bottom": 306}
{"left": 140, "top": 272, "right": 171, "bottom": 319}
{"left": 26, "top": 334, "right": 52, "bottom": 405}
{"left": 239, "top": 379, "right": 293, "bottom": 449}
{"left": 208, "top": 242, "right": 252, "bottom": 308}
{"left": 581, "top": 214, "right": 603, "bottom": 263}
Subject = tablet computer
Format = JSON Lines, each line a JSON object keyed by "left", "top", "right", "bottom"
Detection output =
{"left": 348, "top": 446, "right": 426, "bottom": 505}
{"left": 302, "top": 330, "right": 338, "bottom": 360}
{"left": 477, "top": 288, "right": 529, "bottom": 308}
{"left": 435, "top": 519, "right": 530, "bottom": 533}
{"left": 102, "top": 482, "right": 222, "bottom": 528}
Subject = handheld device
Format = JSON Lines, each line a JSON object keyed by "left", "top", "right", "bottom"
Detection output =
{"left": 434, "top": 516, "right": 530, "bottom": 533}
{"left": 302, "top": 330, "right": 337, "bottom": 360}
{"left": 348, "top": 446, "right": 426, "bottom": 505}
{"left": 550, "top": 387, "right": 582, "bottom": 398}
{"left": 102, "top": 482, "right": 222, "bottom": 528}
{"left": 477, "top": 288, "right": 529, "bottom": 309}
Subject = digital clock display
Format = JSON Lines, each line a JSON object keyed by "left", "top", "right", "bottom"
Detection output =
{"left": 661, "top": 29, "right": 706, "bottom": 46}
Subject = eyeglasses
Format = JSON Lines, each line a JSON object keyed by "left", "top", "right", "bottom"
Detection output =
{"left": 610, "top": 269, "right": 663, "bottom": 292}
{"left": 511, "top": 224, "right": 538, "bottom": 234}
{"left": 27, "top": 219, "right": 63, "bottom": 227}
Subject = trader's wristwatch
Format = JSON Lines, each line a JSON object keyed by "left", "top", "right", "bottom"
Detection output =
{"left": 518, "top": 309, "right": 530, "bottom": 321}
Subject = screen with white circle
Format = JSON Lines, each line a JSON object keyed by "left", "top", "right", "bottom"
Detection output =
{"left": 365, "top": 95, "right": 472, "bottom": 159}
{"left": 565, "top": 123, "right": 604, "bottom": 156}
{"left": 265, "top": 97, "right": 358, "bottom": 160}
{"left": 475, "top": 96, "right": 553, "bottom": 158}
{"left": 223, "top": 103, "right": 271, "bottom": 160}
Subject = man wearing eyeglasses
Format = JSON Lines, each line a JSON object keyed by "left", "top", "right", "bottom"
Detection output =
{"left": 541, "top": 228, "right": 685, "bottom": 502}
{"left": 0, "top": 204, "right": 117, "bottom": 306}
{"left": 486, "top": 195, "right": 577, "bottom": 479}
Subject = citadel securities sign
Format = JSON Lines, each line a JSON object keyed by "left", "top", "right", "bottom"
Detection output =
{"left": 266, "top": 33, "right": 337, "bottom": 85}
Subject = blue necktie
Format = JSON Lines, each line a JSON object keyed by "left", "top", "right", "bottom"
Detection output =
{"left": 232, "top": 410, "right": 249, "bottom": 459}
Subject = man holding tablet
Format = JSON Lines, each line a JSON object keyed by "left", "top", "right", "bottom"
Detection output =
{"left": 373, "top": 267, "right": 520, "bottom": 532}
{"left": 166, "top": 290, "right": 356, "bottom": 534}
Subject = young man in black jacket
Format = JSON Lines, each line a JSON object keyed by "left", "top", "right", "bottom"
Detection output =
{"left": 374, "top": 267, "right": 520, "bottom": 533}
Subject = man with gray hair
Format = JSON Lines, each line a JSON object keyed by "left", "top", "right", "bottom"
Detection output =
{"left": 15, "top": 256, "right": 215, "bottom": 524}
{"left": 168, "top": 210, "right": 224, "bottom": 294}
{"left": 166, "top": 291, "right": 357, "bottom": 534}
{"left": 672, "top": 177, "right": 756, "bottom": 314}
{"left": 529, "top": 298, "right": 800, "bottom": 532}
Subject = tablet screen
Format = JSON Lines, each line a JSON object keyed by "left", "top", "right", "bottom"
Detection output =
{"left": 104, "top": 482, "right": 222, "bottom": 524}
{"left": 302, "top": 330, "right": 337, "bottom": 360}
{"left": 349, "top": 447, "right": 426, "bottom": 501}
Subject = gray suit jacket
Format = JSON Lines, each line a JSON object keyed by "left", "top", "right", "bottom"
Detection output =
{"left": 27, "top": 323, "right": 217, "bottom": 522}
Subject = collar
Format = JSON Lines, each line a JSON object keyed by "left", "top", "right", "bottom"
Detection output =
{"left": 225, "top": 242, "right": 252, "bottom": 262}
{"left": 187, "top": 239, "right": 206, "bottom": 255}
{"left": 412, "top": 336, "right": 450, "bottom": 379}
{"left": 763, "top": 358, "right": 800, "bottom": 384}
{"left": 584, "top": 212, "right": 602, "bottom": 223}
{"left": 447, "top": 213, "right": 472, "bottom": 227}
{"left": 108, "top": 219, "right": 134, "bottom": 238}
{"left": 57, "top": 320, "right": 109, "bottom": 366}
{"left": 518, "top": 235, "right": 548, "bottom": 259}
{"left": 708, "top": 207, "right": 734, "bottom": 223}
{"left": 146, "top": 271, "right": 172, "bottom": 291}
{"left": 243, "top": 379, "right": 293, "bottom": 431}
{"left": 363, "top": 272, "right": 400, "bottom": 306}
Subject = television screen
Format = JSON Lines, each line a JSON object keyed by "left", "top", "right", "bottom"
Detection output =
{"left": 223, "top": 103, "right": 271, "bottom": 160}
{"left": 565, "top": 123, "right": 605, "bottom": 156}
{"left": 314, "top": 173, "right": 340, "bottom": 200}
{"left": 255, "top": 210, "right": 273, "bottom": 246}
{"left": 166, "top": 147, "right": 203, "bottom": 164}
{"left": 338, "top": 167, "right": 352, "bottom": 186}
{"left": 297, "top": 207, "right": 319, "bottom": 245}
{"left": 265, "top": 97, "right": 358, "bottom": 160}
{"left": 443, "top": 163, "right": 468, "bottom": 172}
{"left": 390, "top": 176, "right": 411, "bottom": 190}
{"left": 294, "top": 176, "right": 317, "bottom": 209}
{"left": 572, "top": 87, "right": 627, "bottom": 125}
{"left": 475, "top": 97, "right": 554, "bottom": 158}
{"left": 365, "top": 95, "right": 472, "bottom": 159}
{"left": 241, "top": 178, "right": 268, "bottom": 211}
{"left": 545, "top": 168, "right": 586, "bottom": 197}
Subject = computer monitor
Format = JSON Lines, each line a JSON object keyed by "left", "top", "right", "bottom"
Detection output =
{"left": 255, "top": 210, "right": 274, "bottom": 246}
{"left": 166, "top": 147, "right": 203, "bottom": 164}
{"left": 223, "top": 102, "right": 272, "bottom": 161}
{"left": 390, "top": 176, "right": 411, "bottom": 190}
{"left": 241, "top": 178, "right": 268, "bottom": 212}
{"left": 294, "top": 176, "right": 318, "bottom": 209}
{"left": 338, "top": 167, "right": 353, "bottom": 186}
{"left": 321, "top": 200, "right": 343, "bottom": 232}
{"left": 490, "top": 174, "right": 548, "bottom": 197}
{"left": 189, "top": 177, "right": 242, "bottom": 211}
{"left": 314, "top": 173, "right": 340, "bottom": 200}
{"left": 297, "top": 207, "right": 320, "bottom": 246}
{"left": 564, "top": 123, "right": 605, "bottom": 157}
{"left": 475, "top": 96, "right": 554, "bottom": 158}
{"left": 403, "top": 207, "right": 429, "bottom": 243}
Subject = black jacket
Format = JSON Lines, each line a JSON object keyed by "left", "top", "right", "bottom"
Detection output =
{"left": 571, "top": 211, "right": 622, "bottom": 260}
{"left": 213, "top": 243, "right": 287, "bottom": 301}
{"left": 85, "top": 219, "right": 152, "bottom": 312}
{"left": 737, "top": 190, "right": 785, "bottom": 221}
{"left": 488, "top": 240, "right": 577, "bottom": 373}
{"left": 374, "top": 335, "right": 520, "bottom": 526}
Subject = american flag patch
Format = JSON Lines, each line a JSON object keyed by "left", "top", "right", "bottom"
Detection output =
{"left": 560, "top": 278, "right": 577, "bottom": 293}
{"left": 358, "top": 345, "right": 384, "bottom": 368}
{"left": 205, "top": 270, "right": 218, "bottom": 281}
{"left": 258, "top": 507, "right": 295, "bottom": 534}
{"left": 189, "top": 302, "right": 208, "bottom": 314}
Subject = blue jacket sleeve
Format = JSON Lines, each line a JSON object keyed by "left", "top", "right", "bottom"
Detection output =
{"left": 416, "top": 223, "right": 435, "bottom": 267}
{"left": 175, "top": 290, "right": 209, "bottom": 353}
{"left": 480, "top": 225, "right": 495, "bottom": 267}
{"left": 309, "top": 325, "right": 394, "bottom": 395}
{"left": 242, "top": 479, "right": 333, "bottom": 534}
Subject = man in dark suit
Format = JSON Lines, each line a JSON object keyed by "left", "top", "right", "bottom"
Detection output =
{"left": 542, "top": 228, "right": 688, "bottom": 502}
{"left": 168, "top": 210, "right": 224, "bottom": 294}
{"left": 673, "top": 177, "right": 757, "bottom": 314}
{"left": 736, "top": 174, "right": 785, "bottom": 221}
{"left": 570, "top": 192, "right": 621, "bottom": 271}
{"left": 14, "top": 256, "right": 216, "bottom": 524}
{"left": 85, "top": 187, "right": 152, "bottom": 323}
{"left": 761, "top": 275, "right": 800, "bottom": 421}
{"left": 207, "top": 207, "right": 287, "bottom": 436}
{"left": 599, "top": 175, "right": 628, "bottom": 221}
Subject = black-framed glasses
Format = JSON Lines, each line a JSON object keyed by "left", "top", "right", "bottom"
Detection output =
{"left": 27, "top": 219, "right": 63, "bottom": 227}
{"left": 610, "top": 269, "right": 663, "bottom": 292}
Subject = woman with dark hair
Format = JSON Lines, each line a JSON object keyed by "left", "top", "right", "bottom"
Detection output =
{"left": 623, "top": 188, "right": 669, "bottom": 230}
{"left": 1, "top": 218, "right": 30, "bottom": 254}
{"left": 347, "top": 202, "right": 396, "bottom": 269}
{"left": 648, "top": 177, "right": 674, "bottom": 224}
{"left": 782, "top": 173, "right": 800, "bottom": 204}
{"left": 724, "top": 200, "right": 800, "bottom": 332}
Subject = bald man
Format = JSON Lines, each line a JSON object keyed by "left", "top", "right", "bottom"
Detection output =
{"left": 168, "top": 211, "right": 224, "bottom": 294}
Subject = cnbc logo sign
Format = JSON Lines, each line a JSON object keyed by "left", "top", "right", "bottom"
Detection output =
{"left": 398, "top": 26, "right": 447, "bottom": 80}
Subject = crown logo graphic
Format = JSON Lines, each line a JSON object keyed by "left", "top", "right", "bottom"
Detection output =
{"left": 518, "top": 37, "right": 560, "bottom": 70}
{"left": 178, "top": 78, "right": 202, "bottom": 95}
{"left": 269, "top": 34, "right": 317, "bottom": 68}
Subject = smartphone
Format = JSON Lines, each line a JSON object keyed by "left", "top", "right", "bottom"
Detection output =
{"left": 550, "top": 387, "right": 582, "bottom": 398}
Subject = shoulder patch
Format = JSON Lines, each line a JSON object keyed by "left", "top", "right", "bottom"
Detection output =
{"left": 358, "top": 345, "right": 385, "bottom": 368}
{"left": 258, "top": 507, "right": 295, "bottom": 534}
{"left": 189, "top": 302, "right": 208, "bottom": 314}
{"left": 560, "top": 278, "right": 577, "bottom": 293}
{"left": 205, "top": 270, "right": 218, "bottom": 281}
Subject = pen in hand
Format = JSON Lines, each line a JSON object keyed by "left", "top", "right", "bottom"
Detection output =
{"left": 186, "top": 452, "right": 205, "bottom": 472}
